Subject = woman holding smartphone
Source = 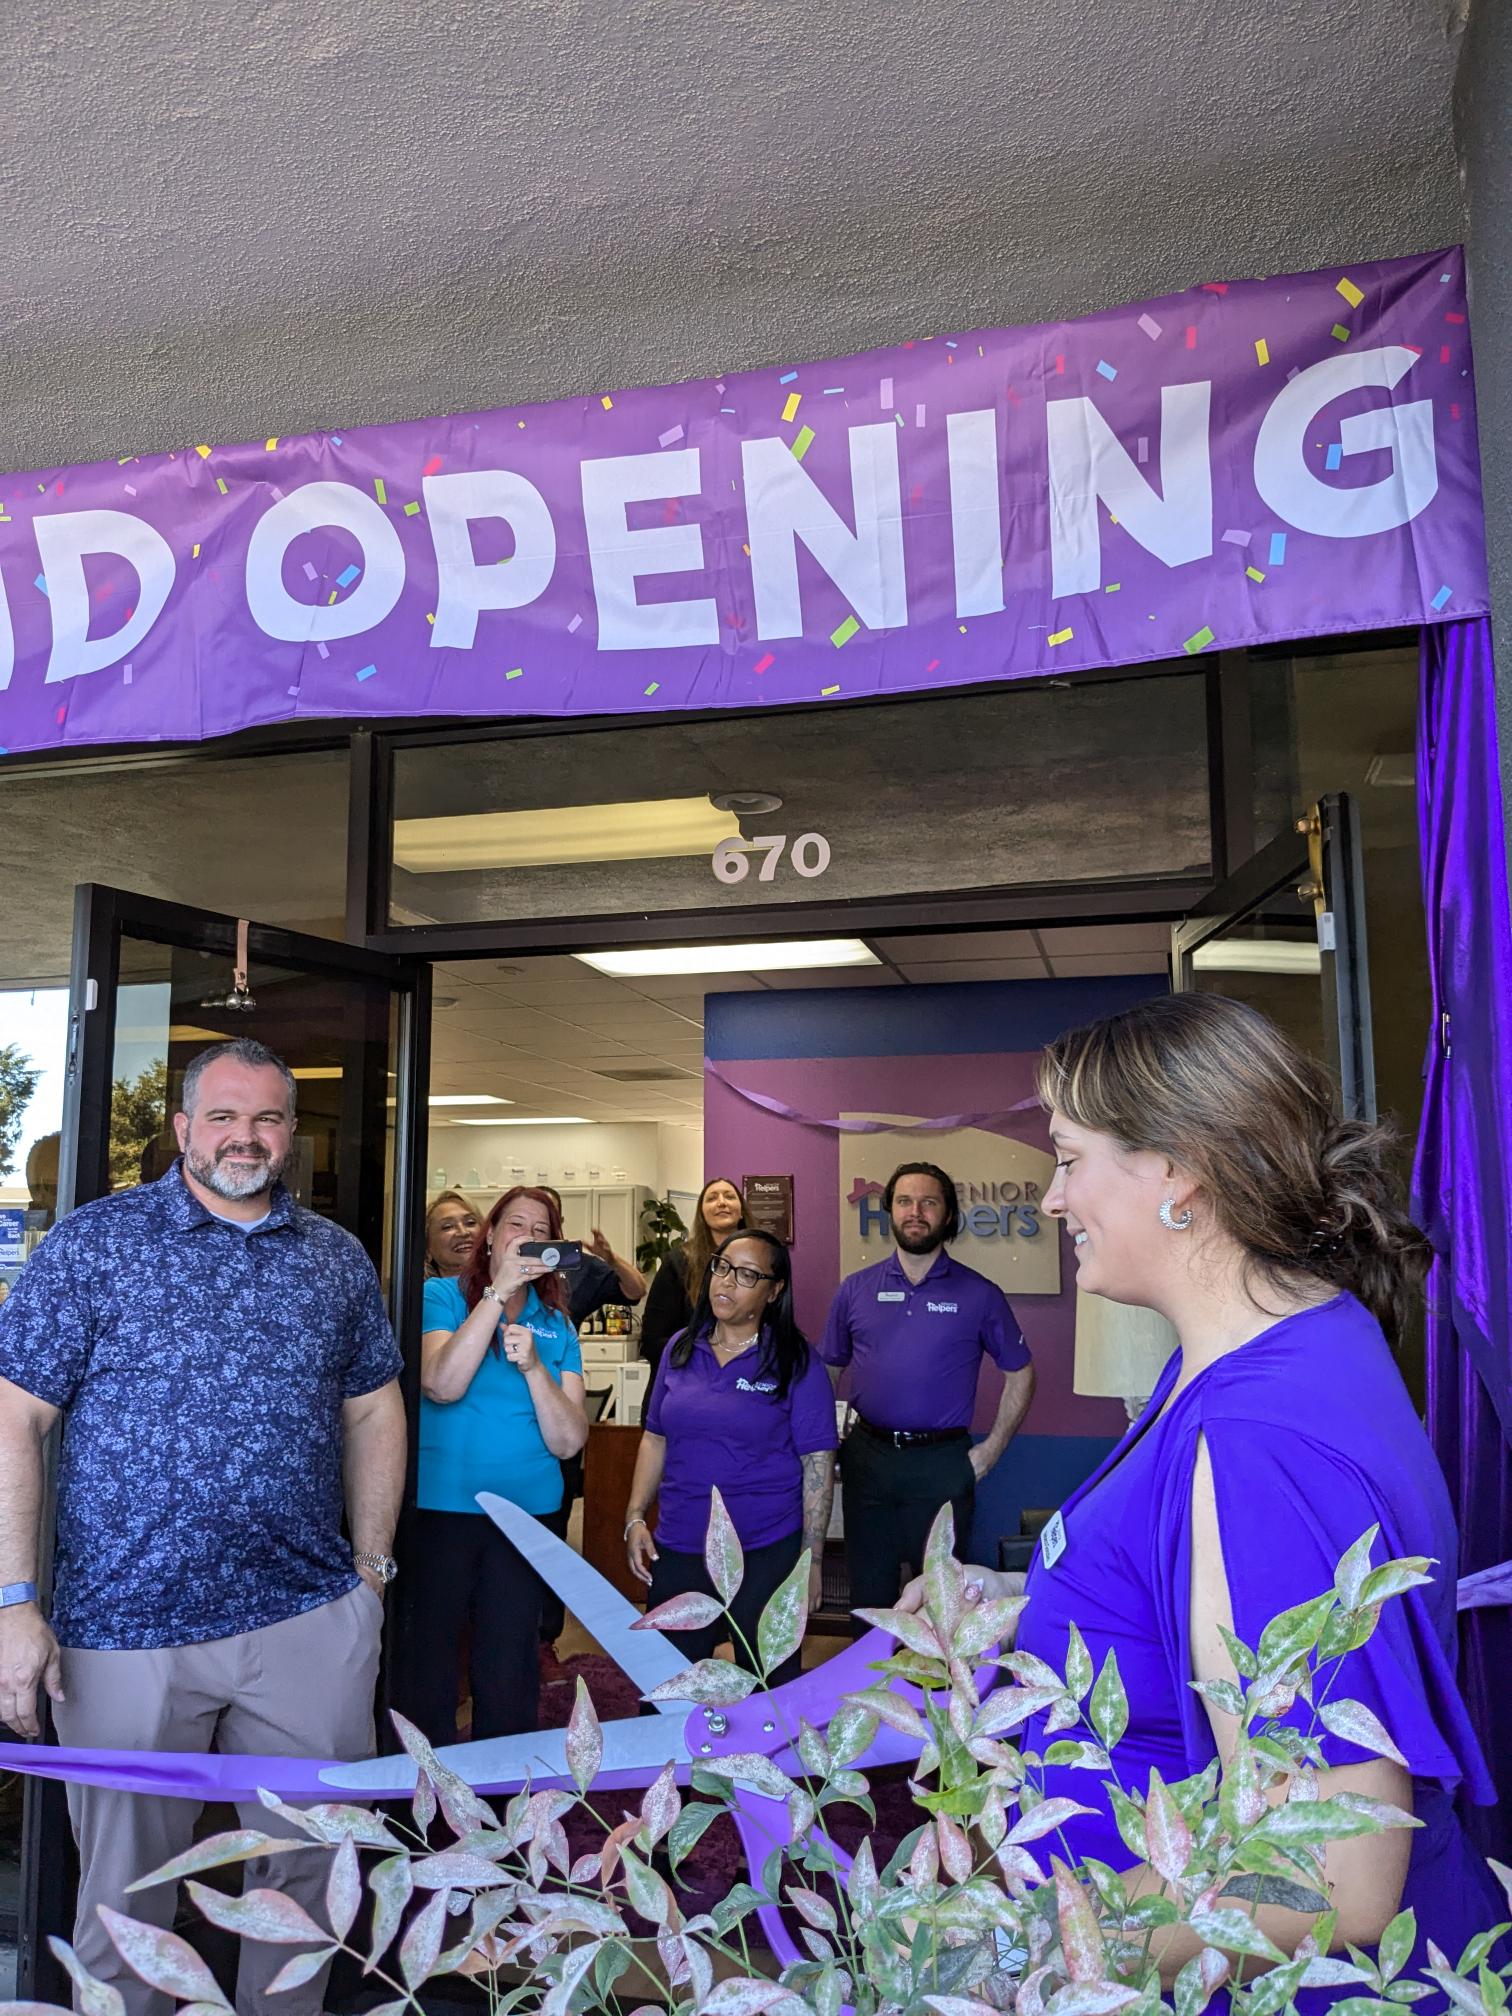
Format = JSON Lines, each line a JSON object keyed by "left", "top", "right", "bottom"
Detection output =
{"left": 403, "top": 1186, "right": 588, "bottom": 1741}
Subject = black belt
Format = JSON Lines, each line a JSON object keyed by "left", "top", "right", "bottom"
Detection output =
{"left": 854, "top": 1417, "right": 969, "bottom": 1449}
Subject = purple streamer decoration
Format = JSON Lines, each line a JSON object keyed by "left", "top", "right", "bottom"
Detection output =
{"left": 703, "top": 1060, "right": 1041, "bottom": 1134}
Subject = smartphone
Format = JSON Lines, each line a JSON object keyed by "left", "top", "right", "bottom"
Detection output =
{"left": 519, "top": 1239, "right": 583, "bottom": 1271}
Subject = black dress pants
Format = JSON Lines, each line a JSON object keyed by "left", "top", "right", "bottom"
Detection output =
{"left": 840, "top": 1426, "right": 975, "bottom": 1615}
{"left": 647, "top": 1528, "right": 806, "bottom": 1688}
{"left": 401, "top": 1508, "right": 547, "bottom": 1743}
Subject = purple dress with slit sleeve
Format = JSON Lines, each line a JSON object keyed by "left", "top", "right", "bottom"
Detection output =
{"left": 1015, "top": 1293, "right": 1503, "bottom": 2003}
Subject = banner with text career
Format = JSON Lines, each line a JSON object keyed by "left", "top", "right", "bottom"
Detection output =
{"left": 0, "top": 248, "right": 1486, "bottom": 755}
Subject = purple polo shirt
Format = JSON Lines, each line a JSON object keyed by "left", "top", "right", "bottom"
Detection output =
{"left": 818, "top": 1248, "right": 1030, "bottom": 1431}
{"left": 643, "top": 1326, "right": 838, "bottom": 1553}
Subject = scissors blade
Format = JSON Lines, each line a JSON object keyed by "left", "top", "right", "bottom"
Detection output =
{"left": 476, "top": 1492, "right": 691, "bottom": 1712}
{"left": 321, "top": 1711, "right": 690, "bottom": 1796}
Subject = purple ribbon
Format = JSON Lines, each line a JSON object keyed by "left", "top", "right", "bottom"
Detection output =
{"left": 704, "top": 1061, "right": 1041, "bottom": 1135}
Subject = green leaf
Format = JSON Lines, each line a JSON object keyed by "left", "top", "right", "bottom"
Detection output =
{"left": 638, "top": 1758, "right": 681, "bottom": 1849}
{"left": 1190, "top": 1676, "right": 1245, "bottom": 1719}
{"left": 1257, "top": 1591, "right": 1337, "bottom": 1670}
{"left": 825, "top": 1695, "right": 880, "bottom": 1765}
{"left": 1144, "top": 1771, "right": 1192, "bottom": 1885}
{"left": 1456, "top": 1925, "right": 1512, "bottom": 1975}
{"left": 796, "top": 1717, "right": 831, "bottom": 1779}
{"left": 184, "top": 1882, "right": 327, "bottom": 1947}
{"left": 667, "top": 1798, "right": 723, "bottom": 1872}
{"left": 636, "top": 1588, "right": 727, "bottom": 1632}
{"left": 711, "top": 1883, "right": 769, "bottom": 1935}
{"left": 1089, "top": 1647, "right": 1129, "bottom": 1749}
{"left": 1044, "top": 1740, "right": 1111, "bottom": 1771}
{"left": 699, "top": 1751, "right": 800, "bottom": 1802}
{"left": 1221, "top": 1873, "right": 1329, "bottom": 1913}
{"left": 1187, "top": 1908, "right": 1289, "bottom": 1964}
{"left": 954, "top": 1595, "right": 1029, "bottom": 1662}
{"left": 95, "top": 1909, "right": 231, "bottom": 2008}
{"left": 1107, "top": 1787, "right": 1149, "bottom": 1863}
{"left": 124, "top": 1830, "right": 303, "bottom": 1893}
{"left": 1052, "top": 1857, "right": 1108, "bottom": 1983}
{"left": 364, "top": 1854, "right": 412, "bottom": 1973}
{"left": 1218, "top": 1625, "right": 1258, "bottom": 1679}
{"left": 47, "top": 1939, "right": 127, "bottom": 2016}
{"left": 397, "top": 1889, "right": 449, "bottom": 1991}
{"left": 642, "top": 1657, "right": 759, "bottom": 1705}
{"left": 1252, "top": 1796, "right": 1403, "bottom": 1848}
{"left": 593, "top": 1940, "right": 632, "bottom": 2001}
{"left": 325, "top": 1835, "right": 361, "bottom": 1944}
{"left": 704, "top": 1485, "right": 745, "bottom": 1603}
{"left": 265, "top": 1948, "right": 337, "bottom": 1997}
{"left": 1357, "top": 1558, "right": 1436, "bottom": 1607}
{"left": 618, "top": 1847, "right": 675, "bottom": 1928}
{"left": 1245, "top": 1955, "right": 1312, "bottom": 2016}
{"left": 1318, "top": 1698, "right": 1410, "bottom": 1768}
{"left": 924, "top": 1500, "right": 965, "bottom": 1639}
{"left": 1375, "top": 1909, "right": 1417, "bottom": 1984}
{"left": 1123, "top": 1894, "right": 1179, "bottom": 1930}
{"left": 757, "top": 1547, "right": 811, "bottom": 1676}
{"left": 1064, "top": 1623, "right": 1093, "bottom": 1702}
{"left": 565, "top": 1675, "right": 602, "bottom": 1791}
{"left": 1173, "top": 1954, "right": 1214, "bottom": 2016}
{"left": 1334, "top": 1526, "right": 1382, "bottom": 1608}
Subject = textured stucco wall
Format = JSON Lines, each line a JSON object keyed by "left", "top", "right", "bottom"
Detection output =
{"left": 0, "top": 0, "right": 1466, "bottom": 473}
{"left": 1455, "top": 0, "right": 1512, "bottom": 787}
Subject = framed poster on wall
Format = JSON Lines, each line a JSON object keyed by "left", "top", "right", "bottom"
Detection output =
{"left": 744, "top": 1174, "right": 795, "bottom": 1244}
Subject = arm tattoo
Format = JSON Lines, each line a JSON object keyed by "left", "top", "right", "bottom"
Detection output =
{"left": 801, "top": 1449, "right": 835, "bottom": 1557}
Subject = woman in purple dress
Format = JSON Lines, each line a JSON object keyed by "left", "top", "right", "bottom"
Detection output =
{"left": 911, "top": 994, "right": 1502, "bottom": 1984}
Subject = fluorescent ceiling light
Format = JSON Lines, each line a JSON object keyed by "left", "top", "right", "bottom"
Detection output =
{"left": 1192, "top": 940, "right": 1321, "bottom": 975}
{"left": 438, "top": 1115, "right": 591, "bottom": 1127}
{"left": 393, "top": 796, "right": 740, "bottom": 873}
{"left": 386, "top": 1093, "right": 516, "bottom": 1107}
{"left": 575, "top": 939, "right": 881, "bottom": 979}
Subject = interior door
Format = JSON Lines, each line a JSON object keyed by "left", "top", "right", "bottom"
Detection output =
{"left": 19, "top": 885, "right": 430, "bottom": 2002}
{"left": 1171, "top": 792, "right": 1376, "bottom": 1122}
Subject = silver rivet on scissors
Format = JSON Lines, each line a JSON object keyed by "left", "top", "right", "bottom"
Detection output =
{"left": 705, "top": 1712, "right": 729, "bottom": 1736}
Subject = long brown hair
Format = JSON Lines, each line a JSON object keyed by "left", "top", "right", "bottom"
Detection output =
{"left": 460, "top": 1186, "right": 572, "bottom": 1329}
{"left": 1036, "top": 993, "right": 1430, "bottom": 1346}
{"left": 682, "top": 1176, "right": 748, "bottom": 1291}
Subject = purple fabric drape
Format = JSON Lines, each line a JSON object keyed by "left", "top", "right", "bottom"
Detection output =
{"left": 1413, "top": 616, "right": 1512, "bottom": 1859}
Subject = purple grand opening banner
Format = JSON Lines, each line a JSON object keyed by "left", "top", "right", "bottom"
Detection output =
{"left": 0, "top": 248, "right": 1486, "bottom": 755}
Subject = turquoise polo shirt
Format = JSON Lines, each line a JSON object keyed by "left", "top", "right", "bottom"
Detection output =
{"left": 418, "top": 1276, "right": 582, "bottom": 1515}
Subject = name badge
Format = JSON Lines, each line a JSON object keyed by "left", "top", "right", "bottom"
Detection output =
{"left": 876, "top": 1291, "right": 906, "bottom": 1302}
{"left": 1039, "top": 1510, "right": 1067, "bottom": 1570}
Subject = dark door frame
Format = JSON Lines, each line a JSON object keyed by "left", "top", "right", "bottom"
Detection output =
{"left": 20, "top": 884, "right": 429, "bottom": 2003}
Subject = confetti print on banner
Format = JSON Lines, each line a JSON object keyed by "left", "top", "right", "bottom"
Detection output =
{"left": 1432, "top": 585, "right": 1453, "bottom": 610}
{"left": 1255, "top": 338, "right": 1270, "bottom": 366}
{"left": 1221, "top": 529, "right": 1251, "bottom": 548}
{"left": 831, "top": 615, "right": 860, "bottom": 648}
{"left": 1048, "top": 627, "right": 1074, "bottom": 646}
{"left": 355, "top": 664, "right": 378, "bottom": 682}
{"left": 754, "top": 653, "right": 774, "bottom": 676}
{"left": 1183, "top": 626, "right": 1216, "bottom": 655}
{"left": 658, "top": 425, "right": 684, "bottom": 448}
{"left": 781, "top": 391, "right": 802, "bottom": 423}
{"left": 1336, "top": 277, "right": 1365, "bottom": 309}
{"left": 1269, "top": 533, "right": 1288, "bottom": 566}
{"left": 1096, "top": 360, "right": 1117, "bottom": 382}
{"left": 1246, "top": 567, "right": 1266, "bottom": 584}
{"left": 1138, "top": 313, "right": 1162, "bottom": 341}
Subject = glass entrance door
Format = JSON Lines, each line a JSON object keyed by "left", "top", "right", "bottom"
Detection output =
{"left": 1171, "top": 791, "right": 1376, "bottom": 1122}
{"left": 18, "top": 884, "right": 429, "bottom": 2002}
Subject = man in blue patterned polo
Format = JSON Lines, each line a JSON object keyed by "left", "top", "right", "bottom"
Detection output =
{"left": 0, "top": 1038, "right": 407, "bottom": 2016}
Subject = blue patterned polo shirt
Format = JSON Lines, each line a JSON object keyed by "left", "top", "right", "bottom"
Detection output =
{"left": 0, "top": 1162, "right": 403, "bottom": 1650}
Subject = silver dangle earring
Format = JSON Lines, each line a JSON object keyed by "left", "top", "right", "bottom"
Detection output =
{"left": 1159, "top": 1198, "right": 1193, "bottom": 1232}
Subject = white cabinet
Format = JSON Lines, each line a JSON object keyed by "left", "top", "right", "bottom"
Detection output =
{"left": 554, "top": 1185, "right": 652, "bottom": 1263}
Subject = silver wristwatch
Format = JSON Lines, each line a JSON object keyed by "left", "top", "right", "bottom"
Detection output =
{"left": 354, "top": 1551, "right": 398, "bottom": 1584}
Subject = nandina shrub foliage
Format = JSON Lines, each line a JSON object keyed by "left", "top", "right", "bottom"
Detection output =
{"left": 11, "top": 1499, "right": 1510, "bottom": 2016}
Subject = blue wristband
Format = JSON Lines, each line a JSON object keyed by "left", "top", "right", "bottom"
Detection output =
{"left": 0, "top": 1581, "right": 38, "bottom": 1608}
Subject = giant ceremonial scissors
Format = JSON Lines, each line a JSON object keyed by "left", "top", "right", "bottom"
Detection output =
{"left": 0, "top": 1495, "right": 970, "bottom": 1976}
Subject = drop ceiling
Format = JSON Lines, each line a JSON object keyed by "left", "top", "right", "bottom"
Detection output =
{"left": 426, "top": 923, "right": 1172, "bottom": 1122}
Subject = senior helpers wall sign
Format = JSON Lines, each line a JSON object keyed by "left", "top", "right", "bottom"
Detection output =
{"left": 0, "top": 251, "right": 1484, "bottom": 755}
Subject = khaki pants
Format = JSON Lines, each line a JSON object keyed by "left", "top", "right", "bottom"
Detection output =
{"left": 55, "top": 1584, "right": 383, "bottom": 2016}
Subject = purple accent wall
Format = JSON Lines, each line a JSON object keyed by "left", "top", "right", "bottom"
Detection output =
{"left": 703, "top": 1042, "right": 1128, "bottom": 1447}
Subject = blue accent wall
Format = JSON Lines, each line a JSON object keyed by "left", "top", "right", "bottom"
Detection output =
{"left": 705, "top": 974, "right": 1163, "bottom": 1061}
{"left": 965, "top": 1432, "right": 1116, "bottom": 1563}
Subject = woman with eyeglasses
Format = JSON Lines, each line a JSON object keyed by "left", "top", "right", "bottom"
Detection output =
{"left": 623, "top": 1228, "right": 836, "bottom": 1685}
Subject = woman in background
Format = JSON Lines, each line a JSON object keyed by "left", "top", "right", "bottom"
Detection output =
{"left": 405, "top": 1186, "right": 587, "bottom": 1741}
{"left": 637, "top": 1176, "right": 747, "bottom": 1375}
{"left": 423, "top": 1190, "right": 480, "bottom": 1278}
{"left": 625, "top": 1227, "right": 835, "bottom": 1686}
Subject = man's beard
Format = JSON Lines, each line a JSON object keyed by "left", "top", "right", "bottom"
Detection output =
{"left": 186, "top": 1140, "right": 286, "bottom": 1201}
{"left": 893, "top": 1219, "right": 946, "bottom": 1256}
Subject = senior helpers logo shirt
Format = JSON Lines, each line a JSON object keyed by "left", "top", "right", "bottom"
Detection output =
{"left": 643, "top": 1325, "right": 838, "bottom": 1552}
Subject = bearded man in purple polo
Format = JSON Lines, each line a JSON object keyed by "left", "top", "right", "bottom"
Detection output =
{"left": 819, "top": 1160, "right": 1035, "bottom": 1611}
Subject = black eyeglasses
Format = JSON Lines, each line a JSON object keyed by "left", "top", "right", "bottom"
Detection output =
{"left": 710, "top": 1257, "right": 777, "bottom": 1289}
